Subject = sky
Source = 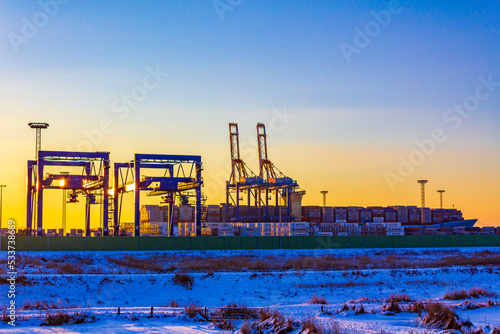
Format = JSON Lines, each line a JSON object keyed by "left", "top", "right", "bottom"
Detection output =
{"left": 0, "top": 0, "right": 499, "bottom": 230}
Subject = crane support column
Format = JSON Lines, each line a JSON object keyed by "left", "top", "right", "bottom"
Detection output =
{"left": 102, "top": 159, "right": 110, "bottom": 236}
{"left": 195, "top": 162, "right": 202, "bottom": 236}
{"left": 36, "top": 152, "right": 44, "bottom": 236}
{"left": 134, "top": 158, "right": 141, "bottom": 237}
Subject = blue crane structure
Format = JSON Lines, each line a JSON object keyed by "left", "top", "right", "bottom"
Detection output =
{"left": 112, "top": 154, "right": 203, "bottom": 237}
{"left": 26, "top": 150, "right": 110, "bottom": 236}
{"left": 256, "top": 123, "right": 299, "bottom": 221}
{"left": 225, "top": 123, "right": 264, "bottom": 221}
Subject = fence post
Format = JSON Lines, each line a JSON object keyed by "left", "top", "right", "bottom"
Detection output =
{"left": 118, "top": 307, "right": 121, "bottom": 316}
{"left": 418, "top": 303, "right": 421, "bottom": 318}
{"left": 204, "top": 307, "right": 207, "bottom": 319}
{"left": 150, "top": 306, "right": 154, "bottom": 317}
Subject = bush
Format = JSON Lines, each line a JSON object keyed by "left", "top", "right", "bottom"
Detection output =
{"left": 184, "top": 304, "right": 203, "bottom": 319}
{"left": 301, "top": 316, "right": 323, "bottom": 334}
{"left": 170, "top": 300, "right": 179, "bottom": 307}
{"left": 309, "top": 295, "right": 328, "bottom": 305}
{"left": 173, "top": 272, "right": 194, "bottom": 288}
{"left": 422, "top": 302, "right": 461, "bottom": 330}
{"left": 385, "top": 300, "right": 401, "bottom": 313}
{"left": 240, "top": 321, "right": 251, "bottom": 334}
{"left": 215, "top": 319, "right": 234, "bottom": 330}
{"left": 355, "top": 305, "right": 365, "bottom": 315}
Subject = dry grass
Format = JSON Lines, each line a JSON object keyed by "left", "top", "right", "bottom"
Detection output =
{"left": 169, "top": 300, "right": 179, "bottom": 307}
{"left": 41, "top": 310, "right": 96, "bottom": 326}
{"left": 443, "top": 289, "right": 469, "bottom": 300}
{"left": 173, "top": 272, "right": 194, "bottom": 288}
{"left": 301, "top": 317, "right": 342, "bottom": 334}
{"left": 23, "top": 300, "right": 57, "bottom": 310}
{"left": 301, "top": 316, "right": 324, "bottom": 334}
{"left": 259, "top": 308, "right": 281, "bottom": 322}
{"left": 214, "top": 319, "right": 234, "bottom": 330}
{"left": 386, "top": 293, "right": 414, "bottom": 303}
{"left": 184, "top": 304, "right": 203, "bottom": 319}
{"left": 383, "top": 300, "right": 401, "bottom": 313}
{"left": 17, "top": 250, "right": 500, "bottom": 274}
{"left": 309, "top": 295, "right": 328, "bottom": 305}
{"left": 0, "top": 275, "right": 35, "bottom": 286}
{"left": 240, "top": 321, "right": 251, "bottom": 334}
{"left": 354, "top": 305, "right": 366, "bottom": 315}
{"left": 468, "top": 287, "right": 496, "bottom": 298}
{"left": 57, "top": 263, "right": 84, "bottom": 274}
{"left": 422, "top": 302, "right": 461, "bottom": 330}
{"left": 444, "top": 287, "right": 496, "bottom": 300}
{"left": 106, "top": 255, "right": 173, "bottom": 273}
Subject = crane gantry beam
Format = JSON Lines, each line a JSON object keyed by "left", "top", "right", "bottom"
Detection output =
{"left": 226, "top": 123, "right": 263, "bottom": 221}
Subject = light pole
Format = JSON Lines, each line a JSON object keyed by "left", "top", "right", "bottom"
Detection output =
{"left": 0, "top": 185, "right": 6, "bottom": 236}
{"left": 437, "top": 190, "right": 445, "bottom": 209}
{"left": 60, "top": 172, "right": 69, "bottom": 236}
{"left": 320, "top": 191, "right": 328, "bottom": 207}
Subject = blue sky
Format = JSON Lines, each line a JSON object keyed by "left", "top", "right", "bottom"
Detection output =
{"left": 1, "top": 0, "right": 499, "bottom": 227}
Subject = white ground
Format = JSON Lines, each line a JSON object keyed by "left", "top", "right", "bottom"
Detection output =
{"left": 1, "top": 247, "right": 500, "bottom": 333}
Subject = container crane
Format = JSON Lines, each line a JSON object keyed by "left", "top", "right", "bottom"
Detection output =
{"left": 256, "top": 123, "right": 298, "bottom": 221}
{"left": 226, "top": 123, "right": 263, "bottom": 220}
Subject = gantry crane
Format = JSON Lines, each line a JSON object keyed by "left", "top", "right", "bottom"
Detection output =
{"left": 27, "top": 150, "right": 110, "bottom": 236}
{"left": 112, "top": 154, "right": 203, "bottom": 236}
{"left": 226, "top": 123, "right": 264, "bottom": 220}
{"left": 256, "top": 123, "right": 298, "bottom": 221}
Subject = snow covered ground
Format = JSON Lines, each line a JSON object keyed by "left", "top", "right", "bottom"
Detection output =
{"left": 1, "top": 247, "right": 500, "bottom": 333}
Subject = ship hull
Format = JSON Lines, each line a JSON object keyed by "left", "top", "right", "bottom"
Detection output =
{"left": 405, "top": 219, "right": 477, "bottom": 229}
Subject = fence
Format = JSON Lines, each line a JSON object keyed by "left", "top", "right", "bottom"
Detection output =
{"left": 1, "top": 234, "right": 499, "bottom": 251}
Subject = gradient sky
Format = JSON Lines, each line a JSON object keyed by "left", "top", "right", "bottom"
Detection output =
{"left": 1, "top": 0, "right": 499, "bottom": 230}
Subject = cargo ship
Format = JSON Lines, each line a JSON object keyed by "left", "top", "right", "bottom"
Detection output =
{"left": 405, "top": 219, "right": 477, "bottom": 229}
{"left": 130, "top": 204, "right": 478, "bottom": 237}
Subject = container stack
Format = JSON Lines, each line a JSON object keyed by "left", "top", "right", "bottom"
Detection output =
{"left": 347, "top": 207, "right": 361, "bottom": 223}
{"left": 391, "top": 206, "right": 408, "bottom": 224}
{"left": 140, "top": 205, "right": 166, "bottom": 222}
{"left": 178, "top": 222, "right": 196, "bottom": 236}
{"left": 408, "top": 206, "right": 421, "bottom": 224}
{"left": 240, "top": 224, "right": 262, "bottom": 236}
{"left": 420, "top": 208, "right": 432, "bottom": 225}
{"left": 302, "top": 206, "right": 321, "bottom": 223}
{"left": 384, "top": 222, "right": 404, "bottom": 236}
{"left": 179, "top": 205, "right": 194, "bottom": 223}
{"left": 369, "top": 207, "right": 385, "bottom": 223}
{"left": 321, "top": 206, "right": 334, "bottom": 223}
{"left": 334, "top": 207, "right": 347, "bottom": 223}
{"left": 261, "top": 222, "right": 273, "bottom": 236}
{"left": 384, "top": 207, "right": 398, "bottom": 222}
{"left": 206, "top": 205, "right": 221, "bottom": 222}
{"left": 289, "top": 222, "right": 309, "bottom": 236}
{"left": 360, "top": 208, "right": 372, "bottom": 223}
